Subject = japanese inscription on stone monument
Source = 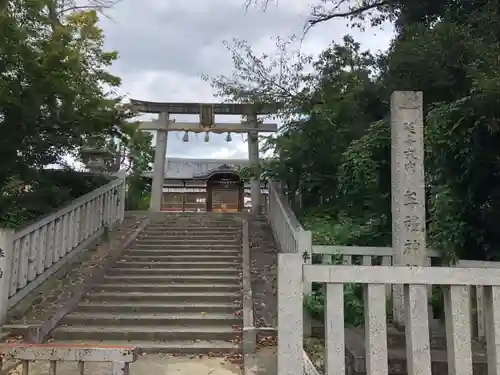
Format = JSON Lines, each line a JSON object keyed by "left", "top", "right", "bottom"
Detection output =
{"left": 390, "top": 91, "right": 427, "bottom": 327}
{"left": 391, "top": 91, "right": 426, "bottom": 267}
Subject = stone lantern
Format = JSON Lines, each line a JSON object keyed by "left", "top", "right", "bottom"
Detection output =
{"left": 81, "top": 135, "right": 114, "bottom": 173}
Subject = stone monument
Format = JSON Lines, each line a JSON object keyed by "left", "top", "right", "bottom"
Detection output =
{"left": 345, "top": 91, "right": 487, "bottom": 374}
{"left": 390, "top": 91, "right": 427, "bottom": 326}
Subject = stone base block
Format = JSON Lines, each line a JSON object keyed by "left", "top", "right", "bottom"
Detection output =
{"left": 345, "top": 326, "right": 487, "bottom": 375}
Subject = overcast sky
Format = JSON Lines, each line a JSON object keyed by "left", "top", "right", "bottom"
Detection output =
{"left": 100, "top": 0, "right": 395, "bottom": 160}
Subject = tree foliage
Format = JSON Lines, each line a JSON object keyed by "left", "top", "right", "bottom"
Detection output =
{"left": 208, "top": 0, "right": 500, "bottom": 261}
{"left": 0, "top": 0, "right": 152, "bottom": 225}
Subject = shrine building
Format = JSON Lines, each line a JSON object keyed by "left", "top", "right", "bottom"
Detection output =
{"left": 142, "top": 158, "right": 268, "bottom": 213}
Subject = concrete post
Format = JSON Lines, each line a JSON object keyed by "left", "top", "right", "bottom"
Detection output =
{"left": 277, "top": 253, "right": 303, "bottom": 375}
{"left": 390, "top": 91, "right": 427, "bottom": 327}
{"left": 114, "top": 171, "right": 127, "bottom": 223}
{"left": 0, "top": 229, "right": 14, "bottom": 325}
{"left": 300, "top": 230, "right": 313, "bottom": 337}
{"left": 150, "top": 112, "right": 169, "bottom": 212}
{"left": 247, "top": 114, "right": 261, "bottom": 214}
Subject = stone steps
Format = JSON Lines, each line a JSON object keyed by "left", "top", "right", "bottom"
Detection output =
{"left": 120, "top": 254, "right": 240, "bottom": 262}
{"left": 51, "top": 325, "right": 238, "bottom": 341}
{"left": 137, "top": 234, "right": 239, "bottom": 240}
{"left": 106, "top": 267, "right": 239, "bottom": 276}
{"left": 145, "top": 226, "right": 241, "bottom": 230}
{"left": 86, "top": 291, "right": 240, "bottom": 303}
{"left": 93, "top": 283, "right": 240, "bottom": 293}
{"left": 133, "top": 239, "right": 240, "bottom": 246}
{"left": 122, "top": 249, "right": 241, "bottom": 256}
{"left": 63, "top": 312, "right": 241, "bottom": 326}
{"left": 102, "top": 274, "right": 240, "bottom": 284}
{"left": 141, "top": 230, "right": 240, "bottom": 236}
{"left": 143, "top": 225, "right": 241, "bottom": 230}
{"left": 55, "top": 340, "right": 239, "bottom": 354}
{"left": 129, "top": 243, "right": 241, "bottom": 250}
{"left": 50, "top": 215, "right": 243, "bottom": 354}
{"left": 77, "top": 301, "right": 238, "bottom": 314}
{"left": 114, "top": 261, "right": 240, "bottom": 269}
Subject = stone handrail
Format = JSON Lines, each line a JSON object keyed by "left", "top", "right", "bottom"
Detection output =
{"left": 267, "top": 180, "right": 311, "bottom": 254}
{"left": 309, "top": 264, "right": 500, "bottom": 375}
{"left": 311, "top": 244, "right": 498, "bottom": 343}
{"left": 0, "top": 343, "right": 137, "bottom": 375}
{"left": 0, "top": 174, "right": 126, "bottom": 324}
{"left": 278, "top": 253, "right": 500, "bottom": 375}
{"left": 312, "top": 245, "right": 439, "bottom": 266}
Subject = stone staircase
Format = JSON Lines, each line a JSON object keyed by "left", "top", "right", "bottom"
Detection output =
{"left": 50, "top": 214, "right": 243, "bottom": 354}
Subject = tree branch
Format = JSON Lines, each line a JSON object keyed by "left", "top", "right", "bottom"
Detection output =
{"left": 56, "top": 0, "right": 124, "bottom": 18}
{"left": 245, "top": 0, "right": 393, "bottom": 33}
{"left": 308, "top": 0, "right": 391, "bottom": 27}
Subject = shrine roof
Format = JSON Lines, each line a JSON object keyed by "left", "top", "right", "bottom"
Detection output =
{"left": 142, "top": 158, "right": 249, "bottom": 179}
{"left": 192, "top": 163, "right": 240, "bottom": 180}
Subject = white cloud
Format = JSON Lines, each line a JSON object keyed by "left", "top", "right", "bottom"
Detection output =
{"left": 209, "top": 147, "right": 241, "bottom": 159}
{"left": 99, "top": 0, "right": 395, "bottom": 160}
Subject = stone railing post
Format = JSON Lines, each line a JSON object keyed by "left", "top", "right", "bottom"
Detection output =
{"left": 278, "top": 253, "right": 303, "bottom": 375}
{"left": 0, "top": 228, "right": 14, "bottom": 325}
{"left": 299, "top": 230, "right": 313, "bottom": 337}
{"left": 113, "top": 171, "right": 127, "bottom": 224}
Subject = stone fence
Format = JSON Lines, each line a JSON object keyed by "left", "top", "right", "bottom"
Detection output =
{"left": 267, "top": 179, "right": 500, "bottom": 375}
{"left": 313, "top": 245, "right": 499, "bottom": 343}
{"left": 0, "top": 343, "right": 137, "bottom": 375}
{"left": 265, "top": 89, "right": 500, "bottom": 375}
{"left": 0, "top": 174, "right": 126, "bottom": 324}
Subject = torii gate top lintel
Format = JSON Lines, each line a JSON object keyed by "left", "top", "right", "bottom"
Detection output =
{"left": 138, "top": 100, "right": 272, "bottom": 213}
{"left": 130, "top": 99, "right": 280, "bottom": 116}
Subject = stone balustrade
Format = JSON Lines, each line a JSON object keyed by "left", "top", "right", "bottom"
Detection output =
{"left": 278, "top": 253, "right": 500, "bottom": 375}
{"left": 312, "top": 245, "right": 500, "bottom": 343}
{"left": 0, "top": 174, "right": 126, "bottom": 324}
{"left": 267, "top": 181, "right": 311, "bottom": 255}
{"left": 266, "top": 91, "right": 500, "bottom": 374}
{"left": 267, "top": 181, "right": 500, "bottom": 374}
{"left": 0, "top": 343, "right": 137, "bottom": 375}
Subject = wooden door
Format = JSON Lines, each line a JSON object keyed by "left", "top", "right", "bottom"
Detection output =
{"left": 211, "top": 186, "right": 240, "bottom": 212}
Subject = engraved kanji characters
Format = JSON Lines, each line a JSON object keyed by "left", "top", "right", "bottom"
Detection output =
{"left": 403, "top": 190, "right": 419, "bottom": 206}
{"left": 403, "top": 239, "right": 421, "bottom": 254}
{"left": 403, "top": 215, "right": 421, "bottom": 233}
{"left": 403, "top": 121, "right": 419, "bottom": 173}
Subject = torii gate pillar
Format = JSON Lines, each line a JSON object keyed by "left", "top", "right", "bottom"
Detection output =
{"left": 150, "top": 113, "right": 169, "bottom": 212}
{"left": 247, "top": 114, "right": 261, "bottom": 213}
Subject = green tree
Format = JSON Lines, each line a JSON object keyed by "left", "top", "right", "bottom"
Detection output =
{"left": 0, "top": 0, "right": 138, "bottom": 225}
{"left": 112, "top": 118, "right": 155, "bottom": 211}
{"left": 206, "top": 0, "right": 500, "bottom": 328}
{"left": 207, "top": 35, "right": 384, "bottom": 211}
{"left": 208, "top": 0, "right": 500, "bottom": 261}
{"left": 0, "top": 2, "right": 122, "bottom": 176}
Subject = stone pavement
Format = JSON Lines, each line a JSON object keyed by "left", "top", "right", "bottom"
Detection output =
{"left": 3, "top": 349, "right": 277, "bottom": 375}
{"left": 245, "top": 346, "right": 277, "bottom": 375}
{"left": 248, "top": 218, "right": 278, "bottom": 329}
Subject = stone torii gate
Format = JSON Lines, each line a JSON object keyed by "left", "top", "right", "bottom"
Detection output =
{"left": 130, "top": 100, "right": 278, "bottom": 213}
